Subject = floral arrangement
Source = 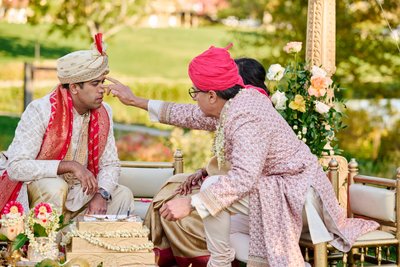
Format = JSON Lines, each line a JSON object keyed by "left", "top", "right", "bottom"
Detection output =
{"left": 0, "top": 201, "right": 25, "bottom": 241}
{"left": 23, "top": 203, "right": 61, "bottom": 256}
{"left": 8, "top": 202, "right": 70, "bottom": 261}
{"left": 266, "top": 41, "right": 345, "bottom": 157}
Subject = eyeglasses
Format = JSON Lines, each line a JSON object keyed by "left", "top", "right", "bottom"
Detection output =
{"left": 188, "top": 87, "right": 204, "bottom": 98}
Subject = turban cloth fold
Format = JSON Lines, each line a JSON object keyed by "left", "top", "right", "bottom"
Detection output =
{"left": 57, "top": 33, "right": 109, "bottom": 84}
{"left": 188, "top": 44, "right": 267, "bottom": 95}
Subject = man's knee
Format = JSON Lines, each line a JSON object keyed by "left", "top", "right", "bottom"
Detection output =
{"left": 116, "top": 184, "right": 134, "bottom": 199}
{"left": 110, "top": 185, "right": 134, "bottom": 207}
{"left": 28, "top": 178, "right": 68, "bottom": 208}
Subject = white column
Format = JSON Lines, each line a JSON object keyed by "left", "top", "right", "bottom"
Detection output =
{"left": 306, "top": 0, "right": 336, "bottom": 76}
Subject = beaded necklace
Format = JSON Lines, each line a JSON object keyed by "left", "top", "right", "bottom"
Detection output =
{"left": 213, "top": 90, "right": 243, "bottom": 169}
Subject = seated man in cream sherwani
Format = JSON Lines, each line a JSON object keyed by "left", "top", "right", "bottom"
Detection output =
{"left": 0, "top": 34, "right": 134, "bottom": 219}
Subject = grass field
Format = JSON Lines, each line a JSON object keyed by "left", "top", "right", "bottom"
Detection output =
{"left": 0, "top": 22, "right": 233, "bottom": 80}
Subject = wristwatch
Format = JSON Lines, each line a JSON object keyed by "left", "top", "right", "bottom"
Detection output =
{"left": 98, "top": 188, "right": 112, "bottom": 201}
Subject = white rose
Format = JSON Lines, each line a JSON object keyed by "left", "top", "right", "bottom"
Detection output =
{"left": 311, "top": 66, "right": 327, "bottom": 77}
{"left": 315, "top": 101, "right": 331, "bottom": 114}
{"left": 302, "top": 127, "right": 307, "bottom": 134}
{"left": 266, "top": 64, "right": 285, "bottom": 81}
{"left": 271, "top": 91, "right": 288, "bottom": 110}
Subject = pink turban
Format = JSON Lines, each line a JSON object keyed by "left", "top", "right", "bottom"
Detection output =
{"left": 188, "top": 44, "right": 267, "bottom": 95}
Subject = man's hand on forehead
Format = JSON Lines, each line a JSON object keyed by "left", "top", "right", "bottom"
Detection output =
{"left": 105, "top": 76, "right": 123, "bottom": 96}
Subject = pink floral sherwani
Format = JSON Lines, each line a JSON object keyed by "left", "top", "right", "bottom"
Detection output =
{"left": 158, "top": 89, "right": 378, "bottom": 266}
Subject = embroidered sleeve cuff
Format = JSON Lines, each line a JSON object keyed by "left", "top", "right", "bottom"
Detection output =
{"left": 148, "top": 100, "right": 164, "bottom": 122}
{"left": 197, "top": 189, "right": 224, "bottom": 217}
{"left": 191, "top": 194, "right": 210, "bottom": 219}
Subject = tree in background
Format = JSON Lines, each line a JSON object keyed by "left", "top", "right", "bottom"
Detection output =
{"left": 219, "top": 0, "right": 400, "bottom": 176}
{"left": 220, "top": 0, "right": 400, "bottom": 99}
{"left": 27, "top": 0, "right": 146, "bottom": 40}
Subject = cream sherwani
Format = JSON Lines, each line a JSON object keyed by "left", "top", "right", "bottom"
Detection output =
{"left": 5, "top": 93, "right": 134, "bottom": 217}
{"left": 148, "top": 89, "right": 379, "bottom": 267}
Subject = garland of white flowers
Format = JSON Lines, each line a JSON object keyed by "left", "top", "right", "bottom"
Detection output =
{"left": 25, "top": 209, "right": 59, "bottom": 257}
{"left": 61, "top": 226, "right": 153, "bottom": 252}
{"left": 0, "top": 214, "right": 25, "bottom": 227}
{"left": 213, "top": 91, "right": 243, "bottom": 169}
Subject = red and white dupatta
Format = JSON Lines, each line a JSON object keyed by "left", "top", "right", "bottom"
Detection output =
{"left": 0, "top": 85, "right": 109, "bottom": 212}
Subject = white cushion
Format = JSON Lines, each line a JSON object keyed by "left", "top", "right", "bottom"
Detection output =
{"left": 119, "top": 167, "right": 174, "bottom": 198}
{"left": 349, "top": 184, "right": 396, "bottom": 222}
{"left": 356, "top": 230, "right": 395, "bottom": 241}
{"left": 230, "top": 232, "right": 249, "bottom": 262}
{"left": 134, "top": 200, "right": 152, "bottom": 220}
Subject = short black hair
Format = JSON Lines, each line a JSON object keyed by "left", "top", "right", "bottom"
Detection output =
{"left": 235, "top": 58, "right": 268, "bottom": 94}
{"left": 215, "top": 85, "right": 242, "bottom": 100}
{"left": 61, "top": 82, "right": 84, "bottom": 90}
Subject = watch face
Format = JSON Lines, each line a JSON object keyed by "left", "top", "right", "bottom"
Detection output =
{"left": 100, "top": 189, "right": 110, "bottom": 200}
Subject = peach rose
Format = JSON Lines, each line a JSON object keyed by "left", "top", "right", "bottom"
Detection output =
{"left": 308, "top": 76, "right": 332, "bottom": 97}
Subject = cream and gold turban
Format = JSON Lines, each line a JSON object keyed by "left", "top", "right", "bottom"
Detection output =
{"left": 57, "top": 34, "right": 109, "bottom": 84}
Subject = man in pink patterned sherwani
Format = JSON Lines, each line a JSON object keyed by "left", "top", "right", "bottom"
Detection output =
{"left": 106, "top": 45, "right": 379, "bottom": 267}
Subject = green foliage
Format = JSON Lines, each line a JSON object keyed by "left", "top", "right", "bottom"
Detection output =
{"left": 33, "top": 224, "right": 47, "bottom": 237}
{"left": 34, "top": 259, "right": 60, "bottom": 267}
{"left": 223, "top": 0, "right": 400, "bottom": 99}
{"left": 0, "top": 233, "right": 8, "bottom": 241}
{"left": 337, "top": 104, "right": 400, "bottom": 178}
{"left": 0, "top": 115, "right": 20, "bottom": 150}
{"left": 218, "top": 0, "right": 266, "bottom": 20}
{"left": 28, "top": 0, "right": 147, "bottom": 40}
{"left": 11, "top": 233, "right": 28, "bottom": 251}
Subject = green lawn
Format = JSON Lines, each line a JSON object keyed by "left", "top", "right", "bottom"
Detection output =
{"left": 0, "top": 22, "right": 232, "bottom": 80}
{"left": 0, "top": 115, "right": 19, "bottom": 151}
